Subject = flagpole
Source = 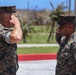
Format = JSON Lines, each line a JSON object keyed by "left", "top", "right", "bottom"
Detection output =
{"left": 75, "top": 0, "right": 76, "bottom": 30}
{"left": 75, "top": 0, "right": 76, "bottom": 16}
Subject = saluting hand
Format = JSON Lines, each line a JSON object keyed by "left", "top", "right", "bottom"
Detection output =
{"left": 10, "top": 15, "right": 20, "bottom": 27}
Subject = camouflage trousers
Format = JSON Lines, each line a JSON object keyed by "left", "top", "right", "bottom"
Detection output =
{"left": 0, "top": 72, "right": 16, "bottom": 75}
{"left": 0, "top": 65, "right": 17, "bottom": 75}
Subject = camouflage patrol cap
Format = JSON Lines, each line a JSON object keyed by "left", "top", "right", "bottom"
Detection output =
{"left": 57, "top": 15, "right": 75, "bottom": 26}
{"left": 0, "top": 6, "right": 16, "bottom": 13}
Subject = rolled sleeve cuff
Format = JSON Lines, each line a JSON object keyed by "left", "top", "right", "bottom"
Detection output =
{"left": 5, "top": 31, "right": 12, "bottom": 44}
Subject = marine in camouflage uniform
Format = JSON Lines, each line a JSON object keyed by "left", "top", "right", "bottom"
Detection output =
{"left": 55, "top": 16, "right": 76, "bottom": 75}
{"left": 0, "top": 24, "right": 18, "bottom": 75}
{"left": 0, "top": 6, "right": 22, "bottom": 75}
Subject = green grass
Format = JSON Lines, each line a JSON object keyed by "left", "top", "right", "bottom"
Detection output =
{"left": 18, "top": 25, "right": 58, "bottom": 54}
{"left": 19, "top": 25, "right": 57, "bottom": 44}
{"left": 30, "top": 25, "right": 57, "bottom": 33}
{"left": 20, "top": 34, "right": 57, "bottom": 44}
{"left": 30, "top": 25, "right": 50, "bottom": 33}
{"left": 17, "top": 46, "right": 59, "bottom": 54}
{"left": 20, "top": 25, "right": 56, "bottom": 44}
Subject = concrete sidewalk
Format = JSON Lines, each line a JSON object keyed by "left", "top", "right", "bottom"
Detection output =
{"left": 17, "top": 44, "right": 59, "bottom": 48}
{"left": 17, "top": 60, "right": 57, "bottom": 75}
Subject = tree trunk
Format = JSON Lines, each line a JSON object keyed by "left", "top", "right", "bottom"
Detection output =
{"left": 47, "top": 22, "right": 55, "bottom": 43}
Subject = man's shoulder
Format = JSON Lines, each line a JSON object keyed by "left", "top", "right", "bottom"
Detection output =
{"left": 67, "top": 32, "right": 76, "bottom": 47}
{"left": 61, "top": 36, "right": 66, "bottom": 43}
{"left": 0, "top": 24, "right": 4, "bottom": 29}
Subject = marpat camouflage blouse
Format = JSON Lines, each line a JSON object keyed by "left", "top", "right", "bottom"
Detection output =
{"left": 0, "top": 25, "right": 18, "bottom": 75}
{"left": 56, "top": 31, "right": 76, "bottom": 75}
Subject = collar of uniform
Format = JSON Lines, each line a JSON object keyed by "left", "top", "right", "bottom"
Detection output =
{"left": 0, "top": 23, "right": 4, "bottom": 28}
{"left": 70, "top": 31, "right": 76, "bottom": 38}
{"left": 68, "top": 31, "right": 76, "bottom": 44}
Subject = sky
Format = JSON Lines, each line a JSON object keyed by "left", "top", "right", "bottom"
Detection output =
{"left": 0, "top": 0, "right": 75, "bottom": 11}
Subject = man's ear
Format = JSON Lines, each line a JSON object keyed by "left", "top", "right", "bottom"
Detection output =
{"left": 69, "top": 24, "right": 72, "bottom": 28}
{"left": 4, "top": 15, "right": 9, "bottom": 21}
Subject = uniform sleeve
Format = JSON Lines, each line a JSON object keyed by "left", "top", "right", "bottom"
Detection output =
{"left": 1, "top": 27, "right": 13, "bottom": 44}
{"left": 5, "top": 31, "right": 12, "bottom": 44}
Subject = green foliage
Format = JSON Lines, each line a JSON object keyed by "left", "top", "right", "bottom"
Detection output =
{"left": 47, "top": 2, "right": 68, "bottom": 43}
{"left": 50, "top": 2, "right": 67, "bottom": 22}
{"left": 19, "top": 18, "right": 37, "bottom": 43}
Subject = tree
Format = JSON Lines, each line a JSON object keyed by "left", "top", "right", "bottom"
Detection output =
{"left": 47, "top": 2, "right": 67, "bottom": 43}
